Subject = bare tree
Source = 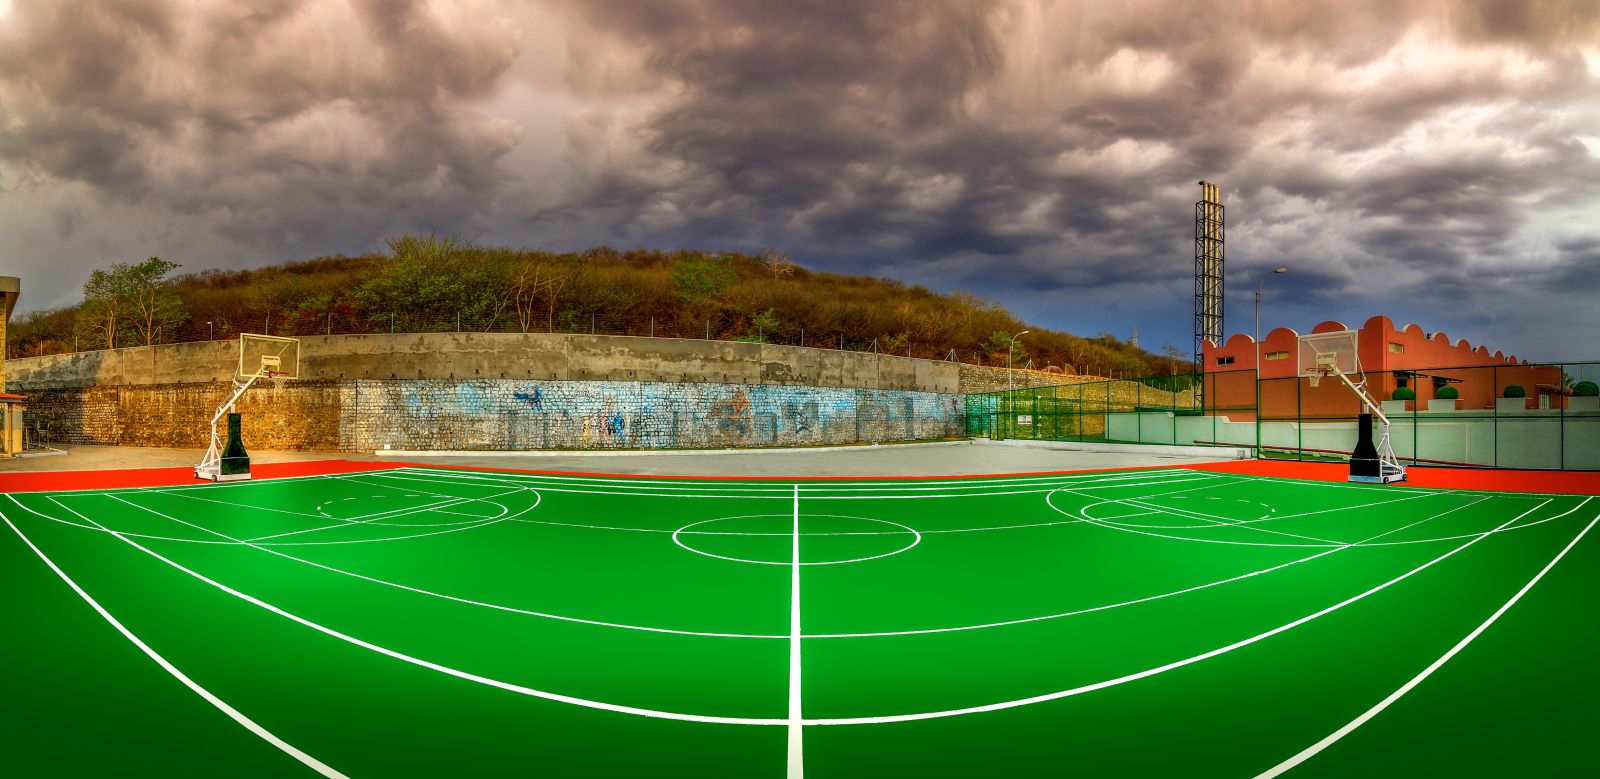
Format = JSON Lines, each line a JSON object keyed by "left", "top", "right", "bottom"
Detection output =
{"left": 756, "top": 247, "right": 797, "bottom": 280}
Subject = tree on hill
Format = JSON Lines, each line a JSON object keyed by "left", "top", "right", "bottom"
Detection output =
{"left": 354, "top": 233, "right": 516, "bottom": 332}
{"left": 74, "top": 257, "right": 188, "bottom": 349}
{"left": 671, "top": 254, "right": 737, "bottom": 318}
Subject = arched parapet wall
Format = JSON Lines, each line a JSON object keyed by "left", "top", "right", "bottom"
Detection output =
{"left": 1223, "top": 333, "right": 1257, "bottom": 350}
{"left": 1203, "top": 313, "right": 1529, "bottom": 381}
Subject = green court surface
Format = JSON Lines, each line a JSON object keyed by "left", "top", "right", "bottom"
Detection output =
{"left": 4, "top": 465, "right": 1598, "bottom": 777}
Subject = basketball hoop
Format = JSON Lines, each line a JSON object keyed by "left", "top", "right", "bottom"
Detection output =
{"left": 195, "top": 334, "right": 301, "bottom": 482}
{"left": 1296, "top": 329, "right": 1407, "bottom": 484}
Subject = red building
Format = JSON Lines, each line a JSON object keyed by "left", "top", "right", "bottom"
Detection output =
{"left": 1202, "top": 315, "right": 1562, "bottom": 418}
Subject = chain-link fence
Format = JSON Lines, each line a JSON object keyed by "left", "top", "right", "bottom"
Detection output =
{"left": 970, "top": 361, "right": 1600, "bottom": 471}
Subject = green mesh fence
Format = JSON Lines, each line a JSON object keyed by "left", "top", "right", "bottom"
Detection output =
{"left": 967, "top": 361, "right": 1600, "bottom": 471}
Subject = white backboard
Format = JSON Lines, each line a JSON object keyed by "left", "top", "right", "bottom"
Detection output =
{"left": 238, "top": 333, "right": 300, "bottom": 379}
{"left": 1298, "top": 330, "right": 1359, "bottom": 378}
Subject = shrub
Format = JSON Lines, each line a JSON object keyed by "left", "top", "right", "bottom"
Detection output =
{"left": 1574, "top": 381, "right": 1600, "bottom": 397}
{"left": 1435, "top": 386, "right": 1459, "bottom": 400}
{"left": 1503, "top": 385, "right": 1526, "bottom": 398}
{"left": 1391, "top": 387, "right": 1415, "bottom": 401}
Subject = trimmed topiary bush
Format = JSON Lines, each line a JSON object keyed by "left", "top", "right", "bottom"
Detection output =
{"left": 1504, "top": 385, "right": 1526, "bottom": 398}
{"left": 1392, "top": 387, "right": 1415, "bottom": 401}
{"left": 1575, "top": 381, "right": 1600, "bottom": 397}
{"left": 1435, "top": 385, "right": 1459, "bottom": 400}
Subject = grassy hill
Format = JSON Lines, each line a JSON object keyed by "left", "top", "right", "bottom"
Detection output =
{"left": 6, "top": 236, "right": 1185, "bottom": 378}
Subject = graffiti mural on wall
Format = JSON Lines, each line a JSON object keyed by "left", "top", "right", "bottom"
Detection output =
{"left": 512, "top": 388, "right": 544, "bottom": 411}
{"left": 348, "top": 379, "right": 963, "bottom": 451}
{"left": 707, "top": 388, "right": 753, "bottom": 437}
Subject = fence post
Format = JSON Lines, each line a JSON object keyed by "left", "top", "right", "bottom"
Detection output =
{"left": 591, "top": 313, "right": 596, "bottom": 334}
{"left": 1136, "top": 381, "right": 1142, "bottom": 444}
{"left": 1255, "top": 368, "right": 1261, "bottom": 457}
{"left": 706, "top": 320, "right": 711, "bottom": 340}
{"left": 801, "top": 327, "right": 805, "bottom": 347}
{"left": 456, "top": 312, "right": 461, "bottom": 333}
{"left": 1296, "top": 373, "right": 1303, "bottom": 461}
{"left": 390, "top": 313, "right": 395, "bottom": 333}
{"left": 327, "top": 312, "right": 332, "bottom": 336}
{"left": 650, "top": 316, "right": 654, "bottom": 338}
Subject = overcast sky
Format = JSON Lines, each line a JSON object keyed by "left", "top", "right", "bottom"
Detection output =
{"left": 2, "top": 1, "right": 1598, "bottom": 361}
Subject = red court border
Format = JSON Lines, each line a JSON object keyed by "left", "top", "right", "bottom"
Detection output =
{"left": 0, "top": 460, "right": 408, "bottom": 493}
{"left": 1187, "top": 459, "right": 1600, "bottom": 495}
{"left": 3, "top": 456, "right": 1597, "bottom": 495}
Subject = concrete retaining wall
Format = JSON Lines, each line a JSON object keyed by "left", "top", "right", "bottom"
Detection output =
{"left": 5, "top": 333, "right": 962, "bottom": 393}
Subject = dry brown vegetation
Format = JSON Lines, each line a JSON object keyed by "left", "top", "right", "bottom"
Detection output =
{"left": 6, "top": 237, "right": 1185, "bottom": 377}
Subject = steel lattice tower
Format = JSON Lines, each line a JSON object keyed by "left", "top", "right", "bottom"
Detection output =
{"left": 1194, "top": 180, "right": 1224, "bottom": 372}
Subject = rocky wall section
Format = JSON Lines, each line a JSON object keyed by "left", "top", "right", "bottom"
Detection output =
{"left": 957, "top": 364, "right": 1102, "bottom": 394}
{"left": 24, "top": 380, "right": 345, "bottom": 450}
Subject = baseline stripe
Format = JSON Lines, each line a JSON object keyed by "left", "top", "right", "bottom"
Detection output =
{"left": 0, "top": 510, "right": 348, "bottom": 778}
{"left": 1256, "top": 502, "right": 1600, "bottom": 778}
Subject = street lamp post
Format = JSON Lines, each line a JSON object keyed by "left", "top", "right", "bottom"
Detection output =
{"left": 1008, "top": 330, "right": 1029, "bottom": 438}
{"left": 1007, "top": 330, "right": 1030, "bottom": 395}
{"left": 207, "top": 321, "right": 214, "bottom": 340}
{"left": 1255, "top": 268, "right": 1288, "bottom": 375}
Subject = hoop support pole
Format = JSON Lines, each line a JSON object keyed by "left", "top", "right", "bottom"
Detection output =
{"left": 196, "top": 368, "right": 268, "bottom": 480}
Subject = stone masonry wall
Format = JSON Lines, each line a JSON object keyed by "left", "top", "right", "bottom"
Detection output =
{"left": 958, "top": 364, "right": 1102, "bottom": 394}
{"left": 24, "top": 380, "right": 344, "bottom": 450}
{"left": 24, "top": 378, "right": 963, "bottom": 452}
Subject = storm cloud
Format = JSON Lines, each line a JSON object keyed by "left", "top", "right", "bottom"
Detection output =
{"left": 3, "top": 0, "right": 1598, "bottom": 359}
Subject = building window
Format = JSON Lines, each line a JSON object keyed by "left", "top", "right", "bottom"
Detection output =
{"left": 1264, "top": 351, "right": 1289, "bottom": 361}
{"left": 1215, "top": 356, "right": 1235, "bottom": 366}
{"left": 1388, "top": 342, "right": 1405, "bottom": 354}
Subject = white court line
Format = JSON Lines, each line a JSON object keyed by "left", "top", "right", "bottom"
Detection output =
{"left": 0, "top": 510, "right": 348, "bottom": 779}
{"left": 55, "top": 491, "right": 1403, "bottom": 642}
{"left": 20, "top": 487, "right": 1574, "bottom": 730}
{"left": 1057, "top": 491, "right": 1592, "bottom": 549}
{"left": 242, "top": 488, "right": 522, "bottom": 542}
{"left": 143, "top": 481, "right": 512, "bottom": 529}
{"left": 1087, "top": 490, "right": 1446, "bottom": 531}
{"left": 7, "top": 493, "right": 518, "bottom": 549}
{"left": 808, "top": 496, "right": 1493, "bottom": 640}
{"left": 787, "top": 484, "right": 805, "bottom": 779}
{"left": 390, "top": 465, "right": 1206, "bottom": 492}
{"left": 34, "top": 496, "right": 787, "bottom": 726}
{"left": 1115, "top": 496, "right": 1341, "bottom": 545}
{"left": 93, "top": 491, "right": 777, "bottom": 640}
{"left": 381, "top": 466, "right": 1220, "bottom": 500}
{"left": 375, "top": 466, "right": 1213, "bottom": 497}
{"left": 802, "top": 499, "right": 1562, "bottom": 726}
{"left": 9, "top": 474, "right": 1572, "bottom": 645}
{"left": 80, "top": 490, "right": 1475, "bottom": 642}
{"left": 1257, "top": 501, "right": 1600, "bottom": 778}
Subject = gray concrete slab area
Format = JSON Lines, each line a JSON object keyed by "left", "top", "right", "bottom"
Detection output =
{"left": 0, "top": 441, "right": 1236, "bottom": 479}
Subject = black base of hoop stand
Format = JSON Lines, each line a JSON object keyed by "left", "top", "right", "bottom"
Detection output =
{"left": 1348, "top": 412, "right": 1406, "bottom": 484}
{"left": 218, "top": 412, "right": 251, "bottom": 481}
{"left": 1349, "top": 413, "right": 1382, "bottom": 482}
